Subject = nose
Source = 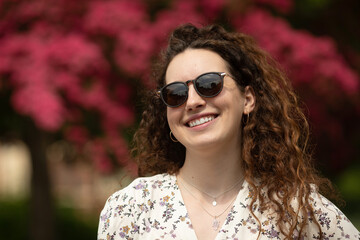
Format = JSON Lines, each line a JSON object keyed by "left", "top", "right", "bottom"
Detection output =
{"left": 185, "top": 83, "right": 206, "bottom": 111}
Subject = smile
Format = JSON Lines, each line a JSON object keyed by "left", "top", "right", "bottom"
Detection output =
{"left": 188, "top": 115, "right": 216, "bottom": 128}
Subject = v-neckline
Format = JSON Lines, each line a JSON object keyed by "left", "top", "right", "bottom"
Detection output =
{"left": 171, "top": 174, "right": 246, "bottom": 240}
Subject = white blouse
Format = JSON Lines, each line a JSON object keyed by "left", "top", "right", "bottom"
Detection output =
{"left": 98, "top": 173, "right": 359, "bottom": 239}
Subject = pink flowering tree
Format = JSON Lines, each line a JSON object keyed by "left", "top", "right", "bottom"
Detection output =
{"left": 0, "top": 0, "right": 359, "bottom": 239}
{"left": 232, "top": 7, "right": 359, "bottom": 171}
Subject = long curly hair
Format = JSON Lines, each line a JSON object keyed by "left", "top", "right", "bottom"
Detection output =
{"left": 131, "top": 24, "right": 336, "bottom": 239}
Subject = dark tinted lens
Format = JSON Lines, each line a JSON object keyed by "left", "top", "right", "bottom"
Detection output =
{"left": 162, "top": 82, "right": 188, "bottom": 107}
{"left": 195, "top": 73, "right": 223, "bottom": 97}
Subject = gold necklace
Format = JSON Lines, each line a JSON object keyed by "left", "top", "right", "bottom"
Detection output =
{"left": 178, "top": 176, "right": 241, "bottom": 231}
{"left": 181, "top": 175, "right": 244, "bottom": 207}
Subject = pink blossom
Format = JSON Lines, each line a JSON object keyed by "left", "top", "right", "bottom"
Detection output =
{"left": 14, "top": 1, "right": 57, "bottom": 20}
{"left": 153, "top": 0, "right": 206, "bottom": 46}
{"left": 233, "top": 9, "right": 359, "bottom": 95}
{"left": 12, "top": 85, "right": 65, "bottom": 131}
{"left": 115, "top": 84, "right": 132, "bottom": 103}
{"left": 0, "top": 26, "right": 113, "bottom": 133}
{"left": 0, "top": 34, "right": 49, "bottom": 85}
{"left": 59, "top": 76, "right": 135, "bottom": 127}
{"left": 53, "top": 71, "right": 81, "bottom": 91}
{"left": 84, "top": 0, "right": 147, "bottom": 36}
{"left": 114, "top": 25, "right": 156, "bottom": 76}
{"left": 317, "top": 59, "right": 358, "bottom": 94}
{"left": 79, "top": 81, "right": 109, "bottom": 109}
{"left": 65, "top": 126, "right": 89, "bottom": 145}
{"left": 101, "top": 103, "right": 134, "bottom": 128}
{"left": 199, "top": 0, "right": 226, "bottom": 20}
{"left": 47, "top": 34, "right": 108, "bottom": 74}
{"left": 0, "top": 36, "right": 25, "bottom": 73}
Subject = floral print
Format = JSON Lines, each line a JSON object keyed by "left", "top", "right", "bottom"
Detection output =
{"left": 98, "top": 174, "right": 359, "bottom": 239}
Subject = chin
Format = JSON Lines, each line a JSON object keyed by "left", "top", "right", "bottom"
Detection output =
{"left": 185, "top": 138, "right": 220, "bottom": 150}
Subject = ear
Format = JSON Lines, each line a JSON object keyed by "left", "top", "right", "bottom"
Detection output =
{"left": 243, "top": 86, "right": 256, "bottom": 114}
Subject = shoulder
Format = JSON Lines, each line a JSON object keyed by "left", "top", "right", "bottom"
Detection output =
{"left": 97, "top": 173, "right": 176, "bottom": 239}
{"left": 256, "top": 183, "right": 359, "bottom": 239}
{"left": 107, "top": 173, "right": 175, "bottom": 202}
{"left": 305, "top": 188, "right": 359, "bottom": 239}
{"left": 100, "top": 173, "right": 175, "bottom": 214}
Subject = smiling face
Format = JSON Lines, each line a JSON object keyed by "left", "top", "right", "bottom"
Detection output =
{"left": 165, "top": 48, "right": 255, "bottom": 152}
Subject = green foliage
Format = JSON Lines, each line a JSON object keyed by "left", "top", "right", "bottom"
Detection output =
{"left": 55, "top": 206, "right": 98, "bottom": 240}
{"left": 337, "top": 166, "right": 360, "bottom": 200}
{"left": 0, "top": 200, "right": 29, "bottom": 240}
{"left": 0, "top": 200, "right": 98, "bottom": 240}
{"left": 336, "top": 167, "right": 360, "bottom": 229}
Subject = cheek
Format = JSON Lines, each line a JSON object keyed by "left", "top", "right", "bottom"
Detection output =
{"left": 220, "top": 91, "right": 246, "bottom": 117}
{"left": 166, "top": 108, "right": 180, "bottom": 128}
{"left": 166, "top": 110, "right": 172, "bottom": 125}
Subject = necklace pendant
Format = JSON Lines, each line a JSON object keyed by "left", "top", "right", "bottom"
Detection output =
{"left": 212, "top": 218, "right": 220, "bottom": 231}
{"left": 212, "top": 200, "right": 217, "bottom": 206}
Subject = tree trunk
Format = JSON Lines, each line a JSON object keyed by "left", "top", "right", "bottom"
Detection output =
{"left": 24, "top": 121, "right": 56, "bottom": 240}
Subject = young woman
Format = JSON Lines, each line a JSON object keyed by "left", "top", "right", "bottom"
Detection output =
{"left": 98, "top": 24, "right": 359, "bottom": 239}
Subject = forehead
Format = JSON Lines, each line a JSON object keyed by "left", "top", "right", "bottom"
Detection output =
{"left": 165, "top": 49, "right": 228, "bottom": 84}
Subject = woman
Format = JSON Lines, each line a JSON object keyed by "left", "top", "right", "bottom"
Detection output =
{"left": 98, "top": 24, "right": 359, "bottom": 239}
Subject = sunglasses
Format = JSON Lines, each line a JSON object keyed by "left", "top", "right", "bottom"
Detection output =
{"left": 157, "top": 72, "right": 228, "bottom": 107}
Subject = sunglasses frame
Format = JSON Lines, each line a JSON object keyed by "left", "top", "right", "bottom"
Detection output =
{"left": 157, "top": 72, "right": 228, "bottom": 108}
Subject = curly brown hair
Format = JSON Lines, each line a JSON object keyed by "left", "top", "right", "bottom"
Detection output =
{"left": 131, "top": 24, "right": 336, "bottom": 239}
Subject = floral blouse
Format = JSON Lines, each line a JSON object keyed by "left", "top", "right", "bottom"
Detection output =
{"left": 98, "top": 174, "right": 360, "bottom": 239}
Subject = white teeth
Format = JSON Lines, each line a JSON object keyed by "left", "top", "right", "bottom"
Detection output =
{"left": 189, "top": 116, "right": 215, "bottom": 127}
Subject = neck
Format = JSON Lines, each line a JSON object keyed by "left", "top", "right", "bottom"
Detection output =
{"left": 178, "top": 142, "right": 243, "bottom": 196}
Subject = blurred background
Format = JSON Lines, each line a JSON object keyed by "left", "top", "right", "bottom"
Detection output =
{"left": 0, "top": 0, "right": 359, "bottom": 239}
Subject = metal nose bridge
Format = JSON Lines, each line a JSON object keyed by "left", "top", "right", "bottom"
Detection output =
{"left": 184, "top": 79, "right": 205, "bottom": 108}
{"left": 183, "top": 79, "right": 198, "bottom": 97}
{"left": 185, "top": 79, "right": 196, "bottom": 86}
{"left": 184, "top": 79, "right": 199, "bottom": 97}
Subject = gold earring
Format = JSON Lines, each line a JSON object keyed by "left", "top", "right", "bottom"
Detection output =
{"left": 242, "top": 113, "right": 250, "bottom": 125}
{"left": 170, "top": 131, "right": 179, "bottom": 142}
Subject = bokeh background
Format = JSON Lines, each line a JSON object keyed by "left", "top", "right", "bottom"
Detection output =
{"left": 0, "top": 0, "right": 359, "bottom": 239}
